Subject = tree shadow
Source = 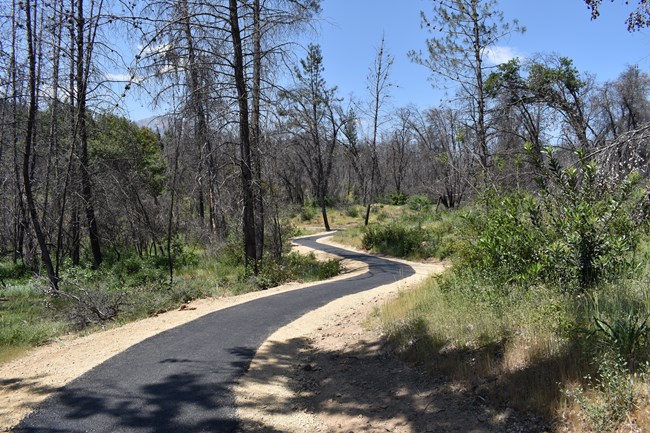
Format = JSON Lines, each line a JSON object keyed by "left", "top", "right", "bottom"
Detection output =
{"left": 13, "top": 347, "right": 262, "bottom": 433}
{"left": 235, "top": 333, "right": 555, "bottom": 433}
{"left": 1, "top": 376, "right": 59, "bottom": 396}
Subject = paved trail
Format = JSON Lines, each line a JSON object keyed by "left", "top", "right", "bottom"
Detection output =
{"left": 15, "top": 233, "right": 414, "bottom": 433}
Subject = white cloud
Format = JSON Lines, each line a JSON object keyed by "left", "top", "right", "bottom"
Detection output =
{"left": 105, "top": 72, "right": 143, "bottom": 84}
{"left": 483, "top": 46, "right": 522, "bottom": 65}
{"left": 105, "top": 73, "right": 132, "bottom": 82}
{"left": 137, "top": 43, "right": 172, "bottom": 57}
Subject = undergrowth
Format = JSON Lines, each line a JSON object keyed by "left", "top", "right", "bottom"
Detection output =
{"left": 377, "top": 148, "right": 650, "bottom": 431}
{"left": 0, "top": 231, "right": 341, "bottom": 360}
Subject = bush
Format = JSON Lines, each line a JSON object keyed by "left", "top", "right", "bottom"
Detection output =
{"left": 463, "top": 192, "right": 544, "bottom": 286}
{"left": 362, "top": 223, "right": 435, "bottom": 258}
{"left": 389, "top": 192, "right": 408, "bottom": 205}
{"left": 345, "top": 205, "right": 360, "bottom": 218}
{"left": 462, "top": 147, "right": 644, "bottom": 294}
{"left": 530, "top": 146, "right": 643, "bottom": 292}
{"left": 300, "top": 205, "right": 316, "bottom": 221}
{"left": 407, "top": 194, "right": 431, "bottom": 211}
{"left": 566, "top": 354, "right": 644, "bottom": 432}
{"left": 255, "top": 252, "right": 341, "bottom": 289}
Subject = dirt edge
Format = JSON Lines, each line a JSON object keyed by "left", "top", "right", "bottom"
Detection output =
{"left": 234, "top": 236, "right": 443, "bottom": 432}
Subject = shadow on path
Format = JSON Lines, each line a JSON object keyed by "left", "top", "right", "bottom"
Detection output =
{"left": 14, "top": 233, "right": 414, "bottom": 433}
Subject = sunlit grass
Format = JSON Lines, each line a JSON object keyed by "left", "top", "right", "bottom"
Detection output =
{"left": 379, "top": 273, "right": 589, "bottom": 417}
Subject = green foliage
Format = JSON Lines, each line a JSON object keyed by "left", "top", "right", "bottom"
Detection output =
{"left": 300, "top": 205, "right": 316, "bottom": 221}
{"left": 255, "top": 252, "right": 341, "bottom": 290}
{"left": 345, "top": 205, "right": 360, "bottom": 218}
{"left": 528, "top": 57, "right": 585, "bottom": 96}
{"left": 463, "top": 192, "right": 544, "bottom": 286}
{"left": 594, "top": 312, "right": 649, "bottom": 367}
{"left": 362, "top": 223, "right": 439, "bottom": 258}
{"left": 463, "top": 147, "right": 644, "bottom": 293}
{"left": 0, "top": 261, "right": 31, "bottom": 282}
{"left": 407, "top": 194, "right": 431, "bottom": 211}
{"left": 531, "top": 146, "right": 642, "bottom": 292}
{"left": 389, "top": 192, "right": 408, "bottom": 205}
{"left": 90, "top": 114, "right": 166, "bottom": 195}
{"left": 0, "top": 283, "right": 67, "bottom": 348}
{"left": 567, "top": 355, "right": 644, "bottom": 432}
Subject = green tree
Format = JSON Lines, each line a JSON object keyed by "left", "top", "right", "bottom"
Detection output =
{"left": 486, "top": 56, "right": 596, "bottom": 150}
{"left": 89, "top": 114, "right": 166, "bottom": 255}
{"left": 410, "top": 0, "right": 524, "bottom": 171}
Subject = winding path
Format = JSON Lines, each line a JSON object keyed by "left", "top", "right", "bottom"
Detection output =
{"left": 15, "top": 233, "right": 414, "bottom": 433}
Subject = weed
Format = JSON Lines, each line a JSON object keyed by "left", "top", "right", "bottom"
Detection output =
{"left": 594, "top": 313, "right": 649, "bottom": 368}
{"left": 566, "top": 354, "right": 644, "bottom": 432}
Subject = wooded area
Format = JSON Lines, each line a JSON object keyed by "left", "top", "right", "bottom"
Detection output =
{"left": 3, "top": 0, "right": 649, "bottom": 286}
{"left": 3, "top": 1, "right": 650, "bottom": 430}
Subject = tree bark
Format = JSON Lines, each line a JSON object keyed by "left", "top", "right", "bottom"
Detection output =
{"left": 229, "top": 0, "right": 258, "bottom": 272}
{"left": 23, "top": 0, "right": 59, "bottom": 291}
{"left": 252, "top": 0, "right": 265, "bottom": 260}
{"left": 76, "top": 0, "right": 102, "bottom": 269}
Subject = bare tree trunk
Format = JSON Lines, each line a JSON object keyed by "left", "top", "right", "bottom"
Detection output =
{"left": 76, "top": 0, "right": 102, "bottom": 269}
{"left": 471, "top": 0, "right": 488, "bottom": 171}
{"left": 251, "top": 0, "right": 265, "bottom": 261}
{"left": 229, "top": 0, "right": 258, "bottom": 272}
{"left": 180, "top": 0, "right": 208, "bottom": 227}
{"left": 42, "top": 0, "right": 63, "bottom": 227}
{"left": 364, "top": 37, "right": 392, "bottom": 225}
{"left": 23, "top": 0, "right": 59, "bottom": 291}
{"left": 167, "top": 120, "right": 182, "bottom": 285}
{"left": 9, "top": 1, "right": 28, "bottom": 265}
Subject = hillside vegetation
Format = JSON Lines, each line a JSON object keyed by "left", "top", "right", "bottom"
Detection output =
{"left": 332, "top": 149, "right": 650, "bottom": 432}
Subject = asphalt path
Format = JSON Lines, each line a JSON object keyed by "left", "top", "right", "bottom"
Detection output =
{"left": 15, "top": 233, "right": 414, "bottom": 433}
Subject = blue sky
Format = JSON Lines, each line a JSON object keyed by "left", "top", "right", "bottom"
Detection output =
{"left": 311, "top": 0, "right": 650, "bottom": 110}
{"left": 122, "top": 0, "right": 650, "bottom": 120}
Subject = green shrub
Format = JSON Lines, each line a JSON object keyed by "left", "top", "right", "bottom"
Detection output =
{"left": 463, "top": 192, "right": 544, "bottom": 286}
{"left": 389, "top": 192, "right": 408, "bottom": 205}
{"left": 530, "top": 146, "right": 643, "bottom": 292}
{"left": 461, "top": 147, "right": 644, "bottom": 294}
{"left": 345, "top": 205, "right": 360, "bottom": 218}
{"left": 362, "top": 223, "right": 433, "bottom": 258}
{"left": 255, "top": 252, "right": 341, "bottom": 289}
{"left": 407, "top": 194, "right": 431, "bottom": 211}
{"left": 300, "top": 205, "right": 316, "bottom": 221}
{"left": 566, "top": 354, "right": 644, "bottom": 432}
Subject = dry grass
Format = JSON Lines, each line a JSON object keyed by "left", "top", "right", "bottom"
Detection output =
{"left": 378, "top": 275, "right": 624, "bottom": 428}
